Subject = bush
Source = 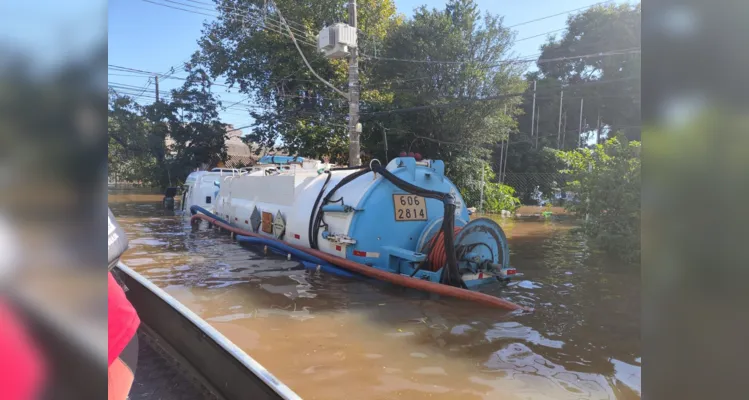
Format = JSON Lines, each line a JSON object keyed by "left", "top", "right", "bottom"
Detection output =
{"left": 556, "top": 136, "right": 641, "bottom": 262}
{"left": 459, "top": 163, "right": 521, "bottom": 213}
{"left": 484, "top": 181, "right": 521, "bottom": 213}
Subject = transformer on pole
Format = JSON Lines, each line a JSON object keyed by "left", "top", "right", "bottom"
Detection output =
{"left": 318, "top": 6, "right": 360, "bottom": 166}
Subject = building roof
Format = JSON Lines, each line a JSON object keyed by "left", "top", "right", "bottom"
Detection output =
{"left": 165, "top": 124, "right": 253, "bottom": 158}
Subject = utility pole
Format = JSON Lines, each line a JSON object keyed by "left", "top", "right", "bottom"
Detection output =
{"left": 530, "top": 80, "right": 536, "bottom": 148}
{"left": 534, "top": 106, "right": 540, "bottom": 149}
{"left": 479, "top": 166, "right": 485, "bottom": 213}
{"left": 562, "top": 111, "right": 567, "bottom": 150}
{"left": 154, "top": 75, "right": 160, "bottom": 102}
{"left": 347, "top": 0, "right": 361, "bottom": 167}
{"left": 502, "top": 133, "right": 510, "bottom": 185}
{"left": 498, "top": 105, "right": 506, "bottom": 183}
{"left": 382, "top": 127, "right": 389, "bottom": 163}
{"left": 578, "top": 98, "right": 584, "bottom": 147}
{"left": 557, "top": 90, "right": 564, "bottom": 149}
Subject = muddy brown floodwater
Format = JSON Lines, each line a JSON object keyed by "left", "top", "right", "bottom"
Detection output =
{"left": 109, "top": 191, "right": 640, "bottom": 400}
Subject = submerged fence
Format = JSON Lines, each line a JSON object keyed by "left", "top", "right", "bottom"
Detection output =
{"left": 502, "top": 172, "right": 567, "bottom": 200}
{"left": 464, "top": 172, "right": 570, "bottom": 211}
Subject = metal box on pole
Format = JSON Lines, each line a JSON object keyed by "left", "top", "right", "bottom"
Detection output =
{"left": 317, "top": 23, "right": 357, "bottom": 59}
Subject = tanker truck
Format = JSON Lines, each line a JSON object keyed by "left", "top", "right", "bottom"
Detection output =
{"left": 190, "top": 156, "right": 527, "bottom": 311}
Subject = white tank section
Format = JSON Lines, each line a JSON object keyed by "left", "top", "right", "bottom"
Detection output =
{"left": 213, "top": 158, "right": 470, "bottom": 264}
{"left": 214, "top": 168, "right": 375, "bottom": 258}
{"left": 182, "top": 170, "right": 238, "bottom": 213}
{"left": 184, "top": 158, "right": 335, "bottom": 214}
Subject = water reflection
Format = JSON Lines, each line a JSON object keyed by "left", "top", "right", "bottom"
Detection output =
{"left": 109, "top": 193, "right": 640, "bottom": 399}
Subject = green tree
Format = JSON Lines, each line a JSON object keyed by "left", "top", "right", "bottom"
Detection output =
{"left": 143, "top": 59, "right": 229, "bottom": 186}
{"left": 363, "top": 0, "right": 524, "bottom": 188}
{"left": 197, "top": 0, "right": 400, "bottom": 163}
{"left": 519, "top": 3, "right": 641, "bottom": 147}
{"left": 501, "top": 3, "right": 640, "bottom": 201}
{"left": 108, "top": 90, "right": 159, "bottom": 184}
{"left": 556, "top": 135, "right": 641, "bottom": 261}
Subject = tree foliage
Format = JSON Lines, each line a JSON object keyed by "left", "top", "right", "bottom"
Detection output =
{"left": 497, "top": 3, "right": 640, "bottom": 200}
{"left": 198, "top": 0, "right": 524, "bottom": 186}
{"left": 197, "top": 0, "right": 401, "bottom": 164}
{"left": 362, "top": 0, "right": 525, "bottom": 186}
{"left": 108, "top": 91, "right": 159, "bottom": 184}
{"left": 517, "top": 3, "right": 640, "bottom": 147}
{"left": 144, "top": 60, "right": 229, "bottom": 185}
{"left": 556, "top": 136, "right": 641, "bottom": 261}
{"left": 538, "top": 3, "right": 640, "bottom": 142}
{"left": 108, "top": 59, "right": 229, "bottom": 187}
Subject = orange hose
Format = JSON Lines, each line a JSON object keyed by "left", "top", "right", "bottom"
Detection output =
{"left": 191, "top": 214, "right": 531, "bottom": 312}
{"left": 426, "top": 226, "right": 463, "bottom": 272}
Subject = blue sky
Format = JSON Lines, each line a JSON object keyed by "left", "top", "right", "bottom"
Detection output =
{"left": 109, "top": 0, "right": 627, "bottom": 133}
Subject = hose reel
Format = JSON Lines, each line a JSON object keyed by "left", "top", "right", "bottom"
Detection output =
{"left": 417, "top": 217, "right": 510, "bottom": 281}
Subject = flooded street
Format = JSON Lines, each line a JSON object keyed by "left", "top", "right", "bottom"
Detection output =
{"left": 109, "top": 192, "right": 640, "bottom": 400}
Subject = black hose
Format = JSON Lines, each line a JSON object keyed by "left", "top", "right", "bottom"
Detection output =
{"left": 309, "top": 165, "right": 369, "bottom": 246}
{"left": 370, "top": 165, "right": 448, "bottom": 202}
{"left": 370, "top": 165, "right": 463, "bottom": 288}
{"left": 308, "top": 171, "right": 332, "bottom": 247}
{"left": 438, "top": 205, "right": 465, "bottom": 288}
{"left": 311, "top": 167, "right": 372, "bottom": 249}
{"left": 330, "top": 165, "right": 367, "bottom": 171}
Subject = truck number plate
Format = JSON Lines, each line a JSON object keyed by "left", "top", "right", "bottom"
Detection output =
{"left": 393, "top": 194, "right": 427, "bottom": 221}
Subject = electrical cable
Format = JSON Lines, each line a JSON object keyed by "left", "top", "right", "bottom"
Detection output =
{"left": 506, "top": 1, "right": 612, "bottom": 28}
{"left": 139, "top": 0, "right": 318, "bottom": 48}
{"left": 360, "top": 48, "right": 640, "bottom": 68}
{"left": 361, "top": 76, "right": 638, "bottom": 116}
{"left": 270, "top": 0, "right": 349, "bottom": 99}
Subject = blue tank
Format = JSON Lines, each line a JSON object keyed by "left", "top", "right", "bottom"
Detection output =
{"left": 257, "top": 155, "right": 305, "bottom": 165}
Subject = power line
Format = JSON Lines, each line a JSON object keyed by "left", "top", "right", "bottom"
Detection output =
{"left": 108, "top": 83, "right": 172, "bottom": 100}
{"left": 110, "top": 63, "right": 348, "bottom": 110}
{"left": 506, "top": 1, "right": 612, "bottom": 28}
{"left": 135, "top": 0, "right": 387, "bottom": 101}
{"left": 180, "top": 0, "right": 313, "bottom": 34}
{"left": 271, "top": 0, "right": 348, "bottom": 99}
{"left": 109, "top": 64, "right": 232, "bottom": 88}
{"left": 140, "top": 0, "right": 214, "bottom": 17}
{"left": 361, "top": 76, "right": 638, "bottom": 116}
{"left": 111, "top": 48, "right": 639, "bottom": 114}
{"left": 360, "top": 48, "right": 640, "bottom": 69}
{"left": 358, "top": 3, "right": 618, "bottom": 65}
{"left": 162, "top": 0, "right": 316, "bottom": 43}
{"left": 110, "top": 80, "right": 343, "bottom": 113}
{"left": 515, "top": 27, "right": 566, "bottom": 42}
{"left": 109, "top": 88, "right": 273, "bottom": 114}
{"left": 232, "top": 115, "right": 349, "bottom": 132}
{"left": 161, "top": 56, "right": 192, "bottom": 79}
{"left": 139, "top": 0, "right": 318, "bottom": 48}
{"left": 221, "top": 64, "right": 338, "bottom": 109}
{"left": 135, "top": 78, "right": 153, "bottom": 101}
